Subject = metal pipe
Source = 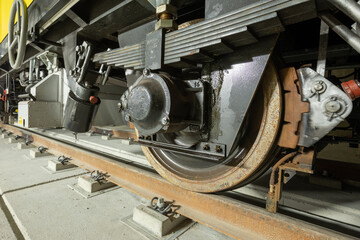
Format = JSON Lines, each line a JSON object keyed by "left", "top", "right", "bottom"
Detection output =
{"left": 320, "top": 13, "right": 360, "bottom": 54}
{"left": 328, "top": 0, "right": 360, "bottom": 24}
{"left": 18, "top": 94, "right": 31, "bottom": 99}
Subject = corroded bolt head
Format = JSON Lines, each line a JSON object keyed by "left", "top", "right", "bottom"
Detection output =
{"left": 215, "top": 145, "right": 223, "bottom": 153}
{"left": 203, "top": 144, "right": 210, "bottom": 151}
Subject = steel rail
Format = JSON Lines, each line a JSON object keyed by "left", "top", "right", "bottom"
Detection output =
{"left": 0, "top": 123, "right": 353, "bottom": 240}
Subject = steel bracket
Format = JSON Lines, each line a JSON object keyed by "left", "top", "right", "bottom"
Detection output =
{"left": 145, "top": 29, "right": 165, "bottom": 70}
{"left": 297, "top": 68, "right": 353, "bottom": 147}
{"left": 266, "top": 150, "right": 315, "bottom": 213}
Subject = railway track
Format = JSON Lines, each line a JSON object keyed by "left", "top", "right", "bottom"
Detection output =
{"left": 0, "top": 122, "right": 357, "bottom": 240}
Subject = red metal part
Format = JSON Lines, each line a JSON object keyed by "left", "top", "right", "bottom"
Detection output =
{"left": 341, "top": 80, "right": 360, "bottom": 101}
{"left": 0, "top": 90, "right": 7, "bottom": 102}
{"left": 89, "top": 96, "right": 99, "bottom": 104}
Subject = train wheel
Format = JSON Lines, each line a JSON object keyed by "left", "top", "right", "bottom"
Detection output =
{"left": 141, "top": 62, "right": 282, "bottom": 192}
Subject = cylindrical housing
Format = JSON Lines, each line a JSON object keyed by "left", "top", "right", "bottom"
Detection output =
{"left": 126, "top": 73, "right": 194, "bottom": 135}
{"left": 63, "top": 91, "right": 100, "bottom": 133}
{"left": 342, "top": 79, "right": 360, "bottom": 100}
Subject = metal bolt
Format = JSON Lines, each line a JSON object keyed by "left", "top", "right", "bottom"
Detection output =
{"left": 69, "top": 69, "right": 75, "bottom": 77}
{"left": 58, "top": 155, "right": 70, "bottom": 165}
{"left": 203, "top": 144, "right": 210, "bottom": 151}
{"left": 143, "top": 68, "right": 151, "bottom": 76}
{"left": 157, "top": 198, "right": 166, "bottom": 208}
{"left": 117, "top": 102, "right": 122, "bottom": 110}
{"left": 75, "top": 45, "right": 84, "bottom": 53}
{"left": 314, "top": 81, "right": 324, "bottom": 91}
{"left": 215, "top": 145, "right": 223, "bottom": 153}
{"left": 161, "top": 116, "right": 170, "bottom": 126}
{"left": 325, "top": 100, "right": 341, "bottom": 113}
{"left": 38, "top": 146, "right": 48, "bottom": 153}
{"left": 310, "top": 81, "right": 327, "bottom": 102}
{"left": 90, "top": 170, "right": 106, "bottom": 182}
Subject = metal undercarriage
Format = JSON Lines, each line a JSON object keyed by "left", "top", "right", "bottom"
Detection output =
{"left": 0, "top": 0, "right": 360, "bottom": 233}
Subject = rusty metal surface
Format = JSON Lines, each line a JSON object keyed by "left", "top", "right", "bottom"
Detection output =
{"left": 0, "top": 122, "right": 353, "bottom": 240}
{"left": 267, "top": 150, "right": 315, "bottom": 213}
{"left": 292, "top": 149, "right": 315, "bottom": 169}
{"left": 277, "top": 67, "right": 309, "bottom": 149}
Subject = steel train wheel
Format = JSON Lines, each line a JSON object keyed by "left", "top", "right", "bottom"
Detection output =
{"left": 141, "top": 63, "right": 282, "bottom": 192}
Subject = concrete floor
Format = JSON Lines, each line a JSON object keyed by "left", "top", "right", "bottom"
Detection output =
{"left": 0, "top": 136, "right": 233, "bottom": 240}
{"left": 1, "top": 128, "right": 360, "bottom": 239}
{"left": 235, "top": 172, "right": 360, "bottom": 227}
{"left": 0, "top": 202, "right": 16, "bottom": 240}
{"left": 32, "top": 128, "right": 360, "bottom": 227}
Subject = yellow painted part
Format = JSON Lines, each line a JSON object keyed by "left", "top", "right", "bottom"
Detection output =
{"left": 0, "top": 0, "right": 34, "bottom": 43}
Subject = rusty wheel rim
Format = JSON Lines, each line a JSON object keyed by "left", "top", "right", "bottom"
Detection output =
{"left": 142, "top": 63, "right": 282, "bottom": 192}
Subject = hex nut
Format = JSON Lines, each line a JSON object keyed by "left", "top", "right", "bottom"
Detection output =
{"left": 215, "top": 145, "right": 223, "bottom": 153}
{"left": 203, "top": 144, "right": 210, "bottom": 151}
{"left": 155, "top": 19, "right": 178, "bottom": 31}
{"left": 156, "top": 4, "right": 177, "bottom": 18}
